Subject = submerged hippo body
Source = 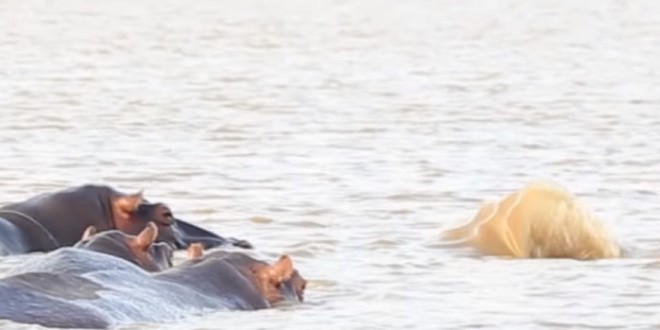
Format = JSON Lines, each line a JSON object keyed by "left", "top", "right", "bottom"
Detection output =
{"left": 0, "top": 242, "right": 306, "bottom": 329}
{"left": 0, "top": 184, "right": 250, "bottom": 255}
{"left": 0, "top": 255, "right": 162, "bottom": 329}
{"left": 0, "top": 276, "right": 110, "bottom": 329}
{"left": 9, "top": 223, "right": 173, "bottom": 276}
{"left": 153, "top": 250, "right": 306, "bottom": 310}
{"left": 0, "top": 225, "right": 175, "bottom": 328}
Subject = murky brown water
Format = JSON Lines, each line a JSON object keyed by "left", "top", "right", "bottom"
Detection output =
{"left": 1, "top": 0, "right": 660, "bottom": 328}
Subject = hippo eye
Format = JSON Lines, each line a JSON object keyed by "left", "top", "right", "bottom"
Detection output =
{"left": 161, "top": 211, "right": 174, "bottom": 225}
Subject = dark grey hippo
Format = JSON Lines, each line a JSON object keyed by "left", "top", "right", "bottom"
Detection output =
{"left": 0, "top": 223, "right": 175, "bottom": 328}
{"left": 0, "top": 240, "right": 305, "bottom": 329}
{"left": 0, "top": 184, "right": 251, "bottom": 255}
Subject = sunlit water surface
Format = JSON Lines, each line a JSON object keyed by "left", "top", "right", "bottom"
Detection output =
{"left": 1, "top": 0, "right": 660, "bottom": 329}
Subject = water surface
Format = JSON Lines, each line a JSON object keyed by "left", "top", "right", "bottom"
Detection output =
{"left": 1, "top": 0, "right": 660, "bottom": 329}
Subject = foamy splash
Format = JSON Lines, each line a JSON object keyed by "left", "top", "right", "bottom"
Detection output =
{"left": 442, "top": 181, "right": 621, "bottom": 260}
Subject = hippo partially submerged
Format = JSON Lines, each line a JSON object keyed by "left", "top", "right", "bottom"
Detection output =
{"left": 8, "top": 223, "right": 173, "bottom": 276}
{"left": 0, "top": 229, "right": 305, "bottom": 329}
{"left": 0, "top": 223, "right": 175, "bottom": 328}
{"left": 0, "top": 184, "right": 251, "bottom": 255}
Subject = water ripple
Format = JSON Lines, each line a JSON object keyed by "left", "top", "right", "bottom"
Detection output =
{"left": 1, "top": 0, "right": 660, "bottom": 329}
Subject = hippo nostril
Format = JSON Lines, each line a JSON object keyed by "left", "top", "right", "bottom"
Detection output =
{"left": 232, "top": 239, "right": 253, "bottom": 249}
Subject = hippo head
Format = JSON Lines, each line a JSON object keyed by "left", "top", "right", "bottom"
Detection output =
{"left": 251, "top": 255, "right": 307, "bottom": 305}
{"left": 188, "top": 246, "right": 306, "bottom": 305}
{"left": 106, "top": 188, "right": 253, "bottom": 250}
{"left": 109, "top": 191, "right": 184, "bottom": 248}
{"left": 282, "top": 269, "right": 307, "bottom": 303}
{"left": 75, "top": 222, "right": 174, "bottom": 272}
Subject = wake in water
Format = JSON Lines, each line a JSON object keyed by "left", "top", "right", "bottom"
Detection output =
{"left": 442, "top": 181, "right": 621, "bottom": 260}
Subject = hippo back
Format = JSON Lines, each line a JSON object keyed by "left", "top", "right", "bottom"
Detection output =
{"left": 0, "top": 250, "right": 181, "bottom": 328}
{"left": 0, "top": 272, "right": 110, "bottom": 329}
{"left": 7, "top": 248, "right": 143, "bottom": 277}
{"left": 0, "top": 249, "right": 305, "bottom": 329}
{"left": 0, "top": 185, "right": 115, "bottom": 249}
{"left": 155, "top": 256, "right": 270, "bottom": 310}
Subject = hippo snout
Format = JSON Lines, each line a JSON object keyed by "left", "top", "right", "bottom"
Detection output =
{"left": 171, "top": 225, "right": 188, "bottom": 249}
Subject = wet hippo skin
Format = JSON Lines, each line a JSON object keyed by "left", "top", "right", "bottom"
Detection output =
{"left": 156, "top": 249, "right": 307, "bottom": 310}
{"left": 0, "top": 184, "right": 251, "bottom": 255}
{"left": 0, "top": 223, "right": 176, "bottom": 328}
{"left": 0, "top": 242, "right": 306, "bottom": 329}
{"left": 7, "top": 223, "right": 173, "bottom": 276}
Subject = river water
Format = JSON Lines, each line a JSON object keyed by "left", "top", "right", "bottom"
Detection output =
{"left": 1, "top": 0, "right": 659, "bottom": 329}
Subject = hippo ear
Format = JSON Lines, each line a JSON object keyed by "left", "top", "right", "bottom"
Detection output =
{"left": 81, "top": 226, "right": 97, "bottom": 240}
{"left": 135, "top": 222, "right": 158, "bottom": 250}
{"left": 266, "top": 255, "right": 294, "bottom": 282}
{"left": 187, "top": 243, "right": 204, "bottom": 259}
{"left": 115, "top": 191, "right": 144, "bottom": 214}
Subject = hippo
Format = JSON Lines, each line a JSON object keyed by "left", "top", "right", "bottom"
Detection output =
{"left": 0, "top": 242, "right": 305, "bottom": 329}
{"left": 158, "top": 245, "right": 307, "bottom": 309}
{"left": 74, "top": 224, "right": 173, "bottom": 272}
{"left": 0, "top": 184, "right": 251, "bottom": 255}
{"left": 0, "top": 222, "right": 176, "bottom": 328}
{"left": 7, "top": 222, "right": 173, "bottom": 276}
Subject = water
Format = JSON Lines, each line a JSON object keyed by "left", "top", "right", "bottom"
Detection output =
{"left": 1, "top": 0, "right": 660, "bottom": 328}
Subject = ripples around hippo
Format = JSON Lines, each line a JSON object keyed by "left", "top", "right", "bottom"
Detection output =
{"left": 0, "top": 180, "right": 644, "bottom": 329}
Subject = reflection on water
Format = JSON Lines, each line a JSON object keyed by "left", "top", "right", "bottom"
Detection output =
{"left": 1, "top": 0, "right": 660, "bottom": 329}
